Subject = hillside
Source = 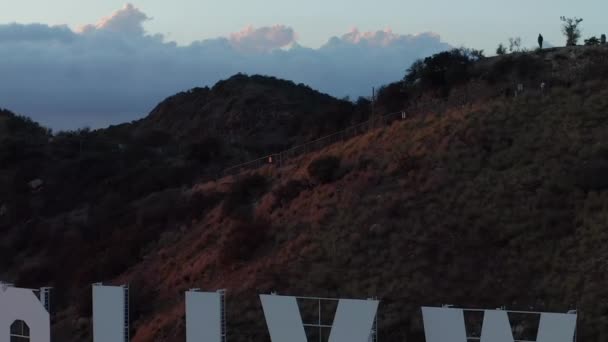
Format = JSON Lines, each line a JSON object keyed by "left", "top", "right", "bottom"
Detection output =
{"left": 2, "top": 45, "right": 608, "bottom": 342}
{"left": 0, "top": 74, "right": 362, "bottom": 229}
{"left": 0, "top": 74, "right": 365, "bottom": 337}
{"left": 131, "top": 74, "right": 366, "bottom": 162}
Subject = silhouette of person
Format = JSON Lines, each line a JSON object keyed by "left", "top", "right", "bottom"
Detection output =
{"left": 538, "top": 34, "right": 544, "bottom": 49}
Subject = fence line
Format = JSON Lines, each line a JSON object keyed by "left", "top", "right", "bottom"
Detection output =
{"left": 221, "top": 96, "right": 470, "bottom": 177}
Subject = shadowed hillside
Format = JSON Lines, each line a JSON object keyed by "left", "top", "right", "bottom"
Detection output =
{"left": 2, "top": 45, "right": 608, "bottom": 341}
{"left": 131, "top": 74, "right": 368, "bottom": 164}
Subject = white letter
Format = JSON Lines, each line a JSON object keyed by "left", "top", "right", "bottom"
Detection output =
{"left": 260, "top": 295, "right": 308, "bottom": 342}
{"left": 536, "top": 312, "right": 577, "bottom": 342}
{"left": 329, "top": 299, "right": 378, "bottom": 342}
{"left": 480, "top": 310, "right": 514, "bottom": 342}
{"left": 93, "top": 284, "right": 128, "bottom": 342}
{"left": 186, "top": 290, "right": 222, "bottom": 342}
{"left": 421, "top": 307, "right": 467, "bottom": 342}
{"left": 0, "top": 286, "right": 50, "bottom": 342}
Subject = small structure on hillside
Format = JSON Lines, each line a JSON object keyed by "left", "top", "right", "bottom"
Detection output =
{"left": 514, "top": 83, "right": 524, "bottom": 97}
{"left": 28, "top": 179, "right": 44, "bottom": 192}
{"left": 540, "top": 81, "right": 546, "bottom": 95}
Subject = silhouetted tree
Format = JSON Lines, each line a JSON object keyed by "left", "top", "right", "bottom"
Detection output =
{"left": 509, "top": 37, "right": 522, "bottom": 52}
{"left": 376, "top": 82, "right": 408, "bottom": 113}
{"left": 404, "top": 59, "right": 425, "bottom": 85}
{"left": 584, "top": 36, "right": 601, "bottom": 46}
{"left": 403, "top": 48, "right": 479, "bottom": 96}
{"left": 496, "top": 43, "right": 507, "bottom": 55}
{"left": 470, "top": 49, "right": 485, "bottom": 59}
{"left": 560, "top": 16, "right": 583, "bottom": 46}
{"left": 538, "top": 34, "right": 544, "bottom": 49}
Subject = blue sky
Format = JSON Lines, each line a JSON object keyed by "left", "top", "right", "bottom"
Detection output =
{"left": 1, "top": 0, "right": 606, "bottom": 52}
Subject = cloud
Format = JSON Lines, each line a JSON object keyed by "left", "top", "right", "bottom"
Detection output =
{"left": 0, "top": 4, "right": 451, "bottom": 130}
{"left": 0, "top": 23, "right": 75, "bottom": 43}
{"left": 77, "top": 3, "right": 150, "bottom": 36}
{"left": 336, "top": 28, "right": 434, "bottom": 47}
{"left": 230, "top": 25, "right": 297, "bottom": 53}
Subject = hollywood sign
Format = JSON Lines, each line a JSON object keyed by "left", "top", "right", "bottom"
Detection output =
{"left": 0, "top": 283, "right": 577, "bottom": 342}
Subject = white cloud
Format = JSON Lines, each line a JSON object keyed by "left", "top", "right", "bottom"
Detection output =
{"left": 337, "top": 28, "right": 436, "bottom": 47}
{"left": 229, "top": 25, "right": 297, "bottom": 53}
{"left": 77, "top": 3, "right": 150, "bottom": 36}
{"left": 0, "top": 4, "right": 451, "bottom": 130}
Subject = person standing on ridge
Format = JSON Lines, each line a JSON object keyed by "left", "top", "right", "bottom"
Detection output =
{"left": 538, "top": 34, "right": 544, "bottom": 49}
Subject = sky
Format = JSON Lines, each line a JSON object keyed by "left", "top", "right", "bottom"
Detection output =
{"left": 0, "top": 1, "right": 606, "bottom": 129}
{"left": 2, "top": 0, "right": 605, "bottom": 50}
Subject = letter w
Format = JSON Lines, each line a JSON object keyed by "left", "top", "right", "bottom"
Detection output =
{"left": 421, "top": 307, "right": 577, "bottom": 342}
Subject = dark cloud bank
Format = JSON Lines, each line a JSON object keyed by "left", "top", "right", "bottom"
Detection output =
{"left": 0, "top": 4, "right": 451, "bottom": 130}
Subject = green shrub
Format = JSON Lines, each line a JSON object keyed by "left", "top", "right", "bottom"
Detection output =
{"left": 128, "top": 274, "right": 157, "bottom": 323}
{"left": 308, "top": 156, "right": 342, "bottom": 184}
{"left": 222, "top": 174, "right": 268, "bottom": 217}
{"left": 514, "top": 54, "right": 544, "bottom": 79}
{"left": 15, "top": 260, "right": 53, "bottom": 288}
{"left": 0, "top": 138, "right": 29, "bottom": 164}
{"left": 496, "top": 43, "right": 507, "bottom": 55}
{"left": 376, "top": 82, "right": 408, "bottom": 113}
{"left": 133, "top": 129, "right": 174, "bottom": 147}
{"left": 403, "top": 48, "right": 481, "bottom": 96}
{"left": 575, "top": 160, "right": 608, "bottom": 191}
{"left": 585, "top": 63, "right": 608, "bottom": 82}
{"left": 185, "top": 136, "right": 223, "bottom": 163}
{"left": 486, "top": 54, "right": 544, "bottom": 83}
{"left": 585, "top": 36, "right": 601, "bottom": 46}
{"left": 75, "top": 286, "right": 93, "bottom": 318}
{"left": 220, "top": 220, "right": 269, "bottom": 262}
{"left": 188, "top": 190, "right": 221, "bottom": 216}
{"left": 273, "top": 179, "right": 308, "bottom": 205}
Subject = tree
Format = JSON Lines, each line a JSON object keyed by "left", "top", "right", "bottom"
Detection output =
{"left": 601, "top": 34, "right": 607, "bottom": 45}
{"left": 403, "top": 48, "right": 478, "bottom": 96}
{"left": 560, "top": 16, "right": 583, "bottom": 46}
{"left": 404, "top": 59, "right": 425, "bottom": 85}
{"left": 584, "top": 36, "right": 601, "bottom": 46}
{"left": 508, "top": 37, "right": 522, "bottom": 52}
{"left": 538, "top": 34, "right": 544, "bottom": 49}
{"left": 496, "top": 43, "right": 507, "bottom": 55}
{"left": 470, "top": 49, "right": 485, "bottom": 60}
